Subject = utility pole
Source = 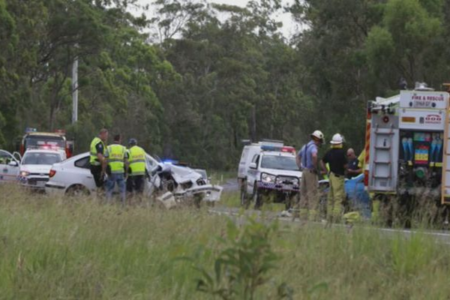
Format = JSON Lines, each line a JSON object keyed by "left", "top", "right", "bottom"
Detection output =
{"left": 71, "top": 56, "right": 78, "bottom": 124}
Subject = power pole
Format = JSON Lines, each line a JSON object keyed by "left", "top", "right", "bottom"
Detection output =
{"left": 71, "top": 56, "right": 78, "bottom": 124}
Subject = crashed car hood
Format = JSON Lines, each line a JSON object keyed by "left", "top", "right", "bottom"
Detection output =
{"left": 164, "top": 163, "right": 202, "bottom": 183}
{"left": 259, "top": 168, "right": 302, "bottom": 178}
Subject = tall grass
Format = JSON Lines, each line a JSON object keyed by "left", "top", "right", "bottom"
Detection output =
{"left": 1, "top": 185, "right": 450, "bottom": 299}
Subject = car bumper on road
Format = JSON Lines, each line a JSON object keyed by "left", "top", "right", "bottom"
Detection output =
{"left": 174, "top": 184, "right": 223, "bottom": 202}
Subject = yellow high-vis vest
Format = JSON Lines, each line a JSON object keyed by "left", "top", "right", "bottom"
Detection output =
{"left": 128, "top": 146, "right": 146, "bottom": 176}
{"left": 107, "top": 144, "right": 126, "bottom": 174}
{"left": 90, "top": 137, "right": 106, "bottom": 166}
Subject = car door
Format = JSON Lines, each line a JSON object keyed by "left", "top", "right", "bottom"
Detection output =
{"left": 73, "top": 155, "right": 97, "bottom": 191}
{"left": 145, "top": 154, "right": 160, "bottom": 196}
{"left": 0, "top": 150, "right": 20, "bottom": 183}
{"left": 246, "top": 154, "right": 260, "bottom": 194}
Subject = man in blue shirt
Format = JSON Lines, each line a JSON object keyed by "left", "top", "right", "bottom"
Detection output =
{"left": 296, "top": 130, "right": 324, "bottom": 220}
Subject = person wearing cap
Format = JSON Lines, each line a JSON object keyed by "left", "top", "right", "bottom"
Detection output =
{"left": 321, "top": 133, "right": 348, "bottom": 222}
{"left": 127, "top": 138, "right": 147, "bottom": 197}
{"left": 296, "top": 130, "right": 324, "bottom": 220}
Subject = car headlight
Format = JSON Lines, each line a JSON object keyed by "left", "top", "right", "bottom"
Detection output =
{"left": 261, "top": 173, "right": 276, "bottom": 183}
{"left": 20, "top": 171, "right": 30, "bottom": 177}
{"left": 293, "top": 178, "right": 299, "bottom": 185}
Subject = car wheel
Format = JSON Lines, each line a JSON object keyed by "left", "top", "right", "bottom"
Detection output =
{"left": 240, "top": 181, "right": 250, "bottom": 208}
{"left": 253, "top": 184, "right": 263, "bottom": 209}
{"left": 66, "top": 184, "right": 90, "bottom": 197}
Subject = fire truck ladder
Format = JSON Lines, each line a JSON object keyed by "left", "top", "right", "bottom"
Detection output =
{"left": 371, "top": 123, "right": 394, "bottom": 191}
{"left": 442, "top": 105, "right": 450, "bottom": 204}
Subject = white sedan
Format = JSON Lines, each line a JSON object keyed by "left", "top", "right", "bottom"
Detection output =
{"left": 45, "top": 152, "right": 222, "bottom": 203}
{"left": 18, "top": 149, "right": 65, "bottom": 190}
{"left": 45, "top": 152, "right": 158, "bottom": 196}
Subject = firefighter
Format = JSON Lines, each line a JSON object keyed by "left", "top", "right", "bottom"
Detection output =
{"left": 320, "top": 133, "right": 348, "bottom": 223}
{"left": 127, "top": 138, "right": 147, "bottom": 196}
{"left": 296, "top": 130, "right": 324, "bottom": 221}
{"left": 89, "top": 128, "right": 108, "bottom": 190}
{"left": 105, "top": 134, "right": 128, "bottom": 205}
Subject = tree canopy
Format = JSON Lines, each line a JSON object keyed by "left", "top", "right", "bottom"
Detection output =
{"left": 1, "top": 0, "right": 449, "bottom": 169}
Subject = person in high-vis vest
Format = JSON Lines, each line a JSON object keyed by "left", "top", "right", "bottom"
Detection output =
{"left": 321, "top": 133, "right": 348, "bottom": 223}
{"left": 127, "top": 138, "right": 147, "bottom": 196}
{"left": 89, "top": 128, "right": 108, "bottom": 189}
{"left": 105, "top": 134, "right": 128, "bottom": 204}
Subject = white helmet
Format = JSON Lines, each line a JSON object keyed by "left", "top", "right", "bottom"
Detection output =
{"left": 330, "top": 133, "right": 344, "bottom": 145}
{"left": 311, "top": 130, "right": 324, "bottom": 142}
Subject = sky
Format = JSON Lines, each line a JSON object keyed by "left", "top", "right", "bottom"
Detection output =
{"left": 133, "top": 0, "right": 300, "bottom": 39}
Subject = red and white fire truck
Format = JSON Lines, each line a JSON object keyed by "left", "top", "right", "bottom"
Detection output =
{"left": 19, "top": 128, "right": 74, "bottom": 158}
{"left": 364, "top": 83, "right": 450, "bottom": 223}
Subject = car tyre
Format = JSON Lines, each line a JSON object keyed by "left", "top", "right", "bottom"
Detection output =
{"left": 253, "top": 184, "right": 263, "bottom": 210}
{"left": 240, "top": 181, "right": 250, "bottom": 209}
{"left": 66, "top": 184, "right": 90, "bottom": 197}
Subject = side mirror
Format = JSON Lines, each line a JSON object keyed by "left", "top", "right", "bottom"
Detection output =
{"left": 8, "top": 161, "right": 19, "bottom": 167}
{"left": 249, "top": 162, "right": 257, "bottom": 170}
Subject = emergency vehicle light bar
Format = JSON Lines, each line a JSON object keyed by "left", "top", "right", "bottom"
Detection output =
{"left": 260, "top": 145, "right": 282, "bottom": 151}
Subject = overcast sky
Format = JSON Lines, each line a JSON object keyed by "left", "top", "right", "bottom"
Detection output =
{"left": 133, "top": 0, "right": 299, "bottom": 39}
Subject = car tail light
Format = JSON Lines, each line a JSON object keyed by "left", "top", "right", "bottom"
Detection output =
{"left": 49, "top": 169, "right": 56, "bottom": 178}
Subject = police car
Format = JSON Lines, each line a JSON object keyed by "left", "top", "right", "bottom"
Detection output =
{"left": 18, "top": 149, "right": 65, "bottom": 190}
{"left": 0, "top": 150, "right": 21, "bottom": 183}
{"left": 238, "top": 140, "right": 302, "bottom": 208}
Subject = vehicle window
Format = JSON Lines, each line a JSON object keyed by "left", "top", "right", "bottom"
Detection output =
{"left": 261, "top": 155, "right": 298, "bottom": 171}
{"left": 241, "top": 148, "right": 248, "bottom": 161}
{"left": 255, "top": 155, "right": 260, "bottom": 166}
{"left": 22, "top": 153, "right": 62, "bottom": 165}
{"left": 75, "top": 156, "right": 90, "bottom": 169}
{"left": 0, "top": 151, "right": 12, "bottom": 165}
{"left": 24, "top": 136, "right": 65, "bottom": 149}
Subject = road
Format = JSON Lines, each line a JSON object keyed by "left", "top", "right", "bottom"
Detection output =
{"left": 209, "top": 206, "right": 450, "bottom": 245}
{"left": 222, "top": 178, "right": 239, "bottom": 193}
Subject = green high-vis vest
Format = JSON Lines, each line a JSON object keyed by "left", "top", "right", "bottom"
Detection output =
{"left": 128, "top": 146, "right": 146, "bottom": 176}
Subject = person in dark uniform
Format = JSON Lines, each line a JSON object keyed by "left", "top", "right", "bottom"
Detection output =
{"left": 346, "top": 148, "right": 361, "bottom": 178}
{"left": 89, "top": 129, "right": 108, "bottom": 189}
{"left": 321, "top": 133, "right": 348, "bottom": 222}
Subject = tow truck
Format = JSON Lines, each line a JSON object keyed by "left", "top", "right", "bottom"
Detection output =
{"left": 364, "top": 83, "right": 450, "bottom": 224}
{"left": 238, "top": 140, "right": 301, "bottom": 208}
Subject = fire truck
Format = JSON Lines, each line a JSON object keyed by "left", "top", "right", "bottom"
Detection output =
{"left": 365, "top": 83, "right": 450, "bottom": 224}
{"left": 18, "top": 128, "right": 74, "bottom": 158}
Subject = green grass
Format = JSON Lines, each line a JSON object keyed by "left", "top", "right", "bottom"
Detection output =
{"left": 1, "top": 185, "right": 450, "bottom": 299}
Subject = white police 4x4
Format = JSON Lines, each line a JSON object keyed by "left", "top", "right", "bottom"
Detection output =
{"left": 239, "top": 142, "right": 302, "bottom": 208}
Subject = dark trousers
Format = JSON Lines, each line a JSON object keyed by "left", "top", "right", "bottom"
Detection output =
{"left": 90, "top": 165, "right": 104, "bottom": 188}
{"left": 127, "top": 175, "right": 145, "bottom": 194}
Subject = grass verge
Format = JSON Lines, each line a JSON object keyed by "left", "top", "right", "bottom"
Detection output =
{"left": 1, "top": 185, "right": 450, "bottom": 299}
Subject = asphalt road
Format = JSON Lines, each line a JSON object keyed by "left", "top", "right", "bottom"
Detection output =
{"left": 209, "top": 206, "right": 450, "bottom": 245}
{"left": 222, "top": 178, "right": 239, "bottom": 193}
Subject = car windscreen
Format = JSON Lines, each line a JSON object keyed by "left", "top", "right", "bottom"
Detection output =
{"left": 22, "top": 153, "right": 62, "bottom": 165}
{"left": 24, "top": 136, "right": 65, "bottom": 149}
{"left": 261, "top": 155, "right": 298, "bottom": 171}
